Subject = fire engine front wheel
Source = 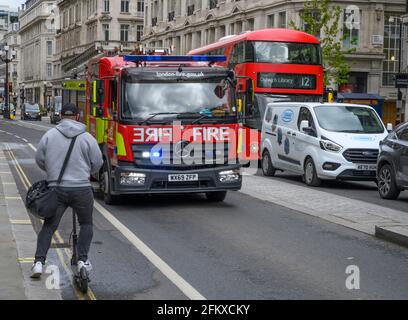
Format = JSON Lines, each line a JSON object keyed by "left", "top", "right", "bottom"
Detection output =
{"left": 100, "top": 162, "right": 121, "bottom": 205}
{"left": 205, "top": 191, "right": 227, "bottom": 202}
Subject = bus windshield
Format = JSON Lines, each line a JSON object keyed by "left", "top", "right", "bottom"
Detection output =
{"left": 314, "top": 105, "right": 385, "bottom": 134}
{"left": 123, "top": 79, "right": 236, "bottom": 121}
{"left": 248, "top": 41, "right": 321, "bottom": 65}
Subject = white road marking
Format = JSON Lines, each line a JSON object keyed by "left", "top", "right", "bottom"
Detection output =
{"left": 20, "top": 143, "right": 205, "bottom": 300}
{"left": 28, "top": 143, "right": 37, "bottom": 152}
{"left": 93, "top": 201, "right": 206, "bottom": 300}
{"left": 22, "top": 138, "right": 28, "bottom": 142}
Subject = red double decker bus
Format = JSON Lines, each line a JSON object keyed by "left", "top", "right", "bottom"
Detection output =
{"left": 189, "top": 29, "right": 323, "bottom": 161}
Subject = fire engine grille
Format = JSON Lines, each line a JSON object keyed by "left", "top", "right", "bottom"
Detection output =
{"left": 132, "top": 142, "right": 234, "bottom": 169}
{"left": 342, "top": 149, "right": 379, "bottom": 164}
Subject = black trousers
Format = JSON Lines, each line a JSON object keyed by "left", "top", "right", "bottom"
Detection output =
{"left": 34, "top": 187, "right": 94, "bottom": 264}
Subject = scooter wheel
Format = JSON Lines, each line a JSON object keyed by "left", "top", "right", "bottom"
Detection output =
{"left": 77, "top": 267, "right": 89, "bottom": 294}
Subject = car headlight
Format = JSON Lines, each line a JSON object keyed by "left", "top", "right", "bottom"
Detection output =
{"left": 218, "top": 169, "right": 241, "bottom": 183}
{"left": 319, "top": 139, "right": 342, "bottom": 153}
{"left": 120, "top": 172, "right": 146, "bottom": 185}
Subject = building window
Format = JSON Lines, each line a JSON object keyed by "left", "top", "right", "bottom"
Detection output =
{"left": 267, "top": 14, "right": 275, "bottom": 28}
{"left": 168, "top": 11, "right": 175, "bottom": 21}
{"left": 47, "top": 63, "right": 52, "bottom": 79}
{"left": 343, "top": 9, "right": 360, "bottom": 48}
{"left": 103, "top": 0, "right": 110, "bottom": 12}
{"left": 247, "top": 18, "right": 254, "bottom": 31}
{"left": 120, "top": 24, "right": 129, "bottom": 42}
{"left": 46, "top": 41, "right": 53, "bottom": 56}
{"left": 152, "top": 17, "right": 157, "bottom": 27}
{"left": 278, "top": 12, "right": 286, "bottom": 28}
{"left": 209, "top": 0, "right": 218, "bottom": 10}
{"left": 229, "top": 23, "right": 234, "bottom": 35}
{"left": 187, "top": 4, "right": 195, "bottom": 16}
{"left": 121, "top": 0, "right": 129, "bottom": 13}
{"left": 75, "top": 3, "right": 81, "bottom": 22}
{"left": 137, "top": 0, "right": 144, "bottom": 12}
{"left": 102, "top": 24, "right": 110, "bottom": 41}
{"left": 303, "top": 11, "right": 321, "bottom": 38}
{"left": 383, "top": 13, "right": 401, "bottom": 86}
{"left": 339, "top": 72, "right": 368, "bottom": 93}
{"left": 136, "top": 25, "right": 143, "bottom": 41}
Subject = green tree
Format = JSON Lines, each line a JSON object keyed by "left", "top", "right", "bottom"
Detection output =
{"left": 289, "top": 0, "right": 356, "bottom": 87}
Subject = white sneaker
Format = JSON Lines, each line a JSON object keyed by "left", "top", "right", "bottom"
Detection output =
{"left": 77, "top": 260, "right": 92, "bottom": 273}
{"left": 30, "top": 262, "right": 43, "bottom": 278}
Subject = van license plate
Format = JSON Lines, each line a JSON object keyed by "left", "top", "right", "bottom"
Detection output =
{"left": 168, "top": 174, "right": 198, "bottom": 182}
{"left": 356, "top": 164, "right": 377, "bottom": 171}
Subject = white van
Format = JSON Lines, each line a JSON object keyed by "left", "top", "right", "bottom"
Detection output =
{"left": 260, "top": 102, "right": 390, "bottom": 186}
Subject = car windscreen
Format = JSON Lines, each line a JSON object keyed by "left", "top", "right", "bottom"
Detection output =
{"left": 25, "top": 104, "right": 40, "bottom": 112}
{"left": 123, "top": 79, "right": 236, "bottom": 121}
{"left": 314, "top": 105, "right": 384, "bottom": 134}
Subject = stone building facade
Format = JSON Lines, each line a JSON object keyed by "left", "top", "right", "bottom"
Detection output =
{"left": 52, "top": 0, "right": 144, "bottom": 98}
{"left": 0, "top": 5, "right": 19, "bottom": 100}
{"left": 19, "top": 0, "right": 57, "bottom": 107}
{"left": 143, "top": 0, "right": 407, "bottom": 124}
{"left": 0, "top": 22, "right": 22, "bottom": 107}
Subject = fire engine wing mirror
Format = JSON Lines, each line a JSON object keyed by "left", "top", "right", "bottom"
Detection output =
{"left": 214, "top": 85, "right": 225, "bottom": 99}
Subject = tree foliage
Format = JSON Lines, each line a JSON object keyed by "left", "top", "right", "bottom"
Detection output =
{"left": 289, "top": 0, "right": 356, "bottom": 86}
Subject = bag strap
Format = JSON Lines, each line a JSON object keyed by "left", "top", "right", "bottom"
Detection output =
{"left": 56, "top": 135, "right": 78, "bottom": 185}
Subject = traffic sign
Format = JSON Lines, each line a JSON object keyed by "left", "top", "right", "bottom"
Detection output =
{"left": 395, "top": 73, "right": 408, "bottom": 88}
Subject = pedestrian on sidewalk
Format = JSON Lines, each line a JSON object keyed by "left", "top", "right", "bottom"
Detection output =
{"left": 30, "top": 103, "right": 103, "bottom": 278}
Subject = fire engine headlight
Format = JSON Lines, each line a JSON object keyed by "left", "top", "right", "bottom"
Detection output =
{"left": 250, "top": 143, "right": 259, "bottom": 154}
{"left": 218, "top": 169, "right": 241, "bottom": 183}
{"left": 120, "top": 172, "right": 146, "bottom": 185}
{"left": 142, "top": 151, "right": 161, "bottom": 158}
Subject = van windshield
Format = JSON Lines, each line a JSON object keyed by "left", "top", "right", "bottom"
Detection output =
{"left": 314, "top": 105, "right": 384, "bottom": 134}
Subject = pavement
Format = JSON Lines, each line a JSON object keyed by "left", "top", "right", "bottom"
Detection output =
{"left": 1, "top": 115, "right": 408, "bottom": 299}
{"left": 0, "top": 145, "right": 61, "bottom": 300}
{"left": 240, "top": 173, "right": 408, "bottom": 247}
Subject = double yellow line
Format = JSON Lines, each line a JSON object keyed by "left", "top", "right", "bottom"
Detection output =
{"left": 5, "top": 144, "right": 97, "bottom": 300}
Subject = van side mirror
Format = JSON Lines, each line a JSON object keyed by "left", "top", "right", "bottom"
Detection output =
{"left": 300, "top": 120, "right": 310, "bottom": 132}
{"left": 386, "top": 123, "right": 393, "bottom": 132}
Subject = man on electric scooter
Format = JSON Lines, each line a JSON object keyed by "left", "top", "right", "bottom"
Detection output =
{"left": 31, "top": 103, "right": 103, "bottom": 278}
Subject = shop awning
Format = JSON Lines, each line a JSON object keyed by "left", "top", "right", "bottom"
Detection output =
{"left": 337, "top": 93, "right": 384, "bottom": 101}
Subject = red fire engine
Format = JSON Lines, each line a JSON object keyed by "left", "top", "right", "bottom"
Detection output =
{"left": 85, "top": 55, "right": 244, "bottom": 204}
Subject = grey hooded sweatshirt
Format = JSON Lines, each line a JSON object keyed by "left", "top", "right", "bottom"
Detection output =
{"left": 35, "top": 119, "right": 103, "bottom": 188}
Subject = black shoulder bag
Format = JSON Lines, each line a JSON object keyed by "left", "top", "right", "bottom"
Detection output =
{"left": 25, "top": 136, "right": 78, "bottom": 220}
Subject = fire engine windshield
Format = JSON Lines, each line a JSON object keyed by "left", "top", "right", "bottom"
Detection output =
{"left": 123, "top": 79, "right": 236, "bottom": 122}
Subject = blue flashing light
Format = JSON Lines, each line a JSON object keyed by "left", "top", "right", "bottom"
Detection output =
{"left": 124, "top": 55, "right": 226, "bottom": 63}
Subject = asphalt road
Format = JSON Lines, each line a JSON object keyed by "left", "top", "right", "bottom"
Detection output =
{"left": 2, "top": 117, "right": 408, "bottom": 300}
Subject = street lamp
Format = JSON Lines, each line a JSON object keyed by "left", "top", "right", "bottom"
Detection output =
{"left": 389, "top": 16, "right": 404, "bottom": 110}
{"left": 0, "top": 46, "right": 16, "bottom": 119}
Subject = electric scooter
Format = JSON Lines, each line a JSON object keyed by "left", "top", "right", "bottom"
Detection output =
{"left": 70, "top": 210, "right": 90, "bottom": 293}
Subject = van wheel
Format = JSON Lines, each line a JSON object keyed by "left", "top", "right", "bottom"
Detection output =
{"left": 304, "top": 158, "right": 321, "bottom": 187}
{"left": 100, "top": 162, "right": 121, "bottom": 205}
{"left": 206, "top": 191, "right": 227, "bottom": 202}
{"left": 378, "top": 164, "right": 400, "bottom": 199}
{"left": 262, "top": 150, "right": 276, "bottom": 176}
